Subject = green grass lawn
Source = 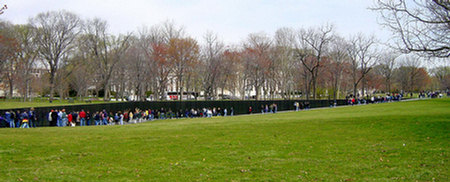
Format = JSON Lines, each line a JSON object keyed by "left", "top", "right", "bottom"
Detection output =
{"left": 0, "top": 99, "right": 448, "bottom": 181}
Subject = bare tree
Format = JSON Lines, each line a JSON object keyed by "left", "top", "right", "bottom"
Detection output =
{"left": 160, "top": 20, "right": 186, "bottom": 43}
{"left": 54, "top": 67, "right": 70, "bottom": 100}
{"left": 347, "top": 33, "right": 378, "bottom": 98}
{"left": 429, "top": 66, "right": 450, "bottom": 91}
{"left": 0, "top": 21, "right": 20, "bottom": 98}
{"left": 70, "top": 63, "right": 93, "bottom": 100}
{"left": 328, "top": 35, "right": 349, "bottom": 103}
{"left": 136, "top": 22, "right": 184, "bottom": 101}
{"left": 274, "top": 28, "right": 295, "bottom": 100}
{"left": 395, "top": 56, "right": 424, "bottom": 92}
{"left": 374, "top": 51, "right": 399, "bottom": 93}
{"left": 243, "top": 33, "right": 272, "bottom": 100}
{"left": 14, "top": 24, "right": 39, "bottom": 101}
{"left": 221, "top": 49, "right": 241, "bottom": 99}
{"left": 168, "top": 37, "right": 199, "bottom": 100}
{"left": 201, "top": 31, "right": 224, "bottom": 100}
{"left": 0, "top": 3, "right": 7, "bottom": 15}
{"left": 68, "top": 36, "right": 95, "bottom": 101}
{"left": 294, "top": 24, "right": 334, "bottom": 100}
{"left": 125, "top": 37, "right": 149, "bottom": 101}
{"left": 30, "top": 10, "right": 81, "bottom": 101}
{"left": 84, "top": 18, "right": 130, "bottom": 100}
{"left": 135, "top": 25, "right": 162, "bottom": 100}
{"left": 371, "top": 0, "right": 449, "bottom": 58}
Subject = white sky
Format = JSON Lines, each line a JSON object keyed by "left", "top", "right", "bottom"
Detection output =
{"left": 1, "top": 0, "right": 391, "bottom": 45}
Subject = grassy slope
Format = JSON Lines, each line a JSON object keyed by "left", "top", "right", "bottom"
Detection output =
{"left": 0, "top": 99, "right": 448, "bottom": 181}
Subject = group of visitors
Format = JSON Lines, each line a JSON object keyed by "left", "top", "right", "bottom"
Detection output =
{"left": 0, "top": 108, "right": 37, "bottom": 128}
{"left": 43, "top": 107, "right": 237, "bottom": 127}
{"left": 293, "top": 102, "right": 310, "bottom": 111}
{"left": 258, "top": 103, "right": 279, "bottom": 114}
{"left": 0, "top": 106, "right": 238, "bottom": 128}
{"left": 418, "top": 91, "right": 445, "bottom": 98}
{"left": 346, "top": 93, "right": 405, "bottom": 105}
{"left": 2, "top": 91, "right": 445, "bottom": 128}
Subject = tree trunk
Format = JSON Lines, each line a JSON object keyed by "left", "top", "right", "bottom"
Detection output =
{"left": 28, "top": 84, "right": 32, "bottom": 102}
{"left": 362, "top": 77, "right": 366, "bottom": 97}
{"left": 103, "top": 81, "right": 109, "bottom": 101}
{"left": 24, "top": 79, "right": 29, "bottom": 102}
{"left": 49, "top": 72, "right": 55, "bottom": 102}
{"left": 387, "top": 79, "right": 391, "bottom": 93}
{"left": 8, "top": 77, "right": 13, "bottom": 99}
{"left": 312, "top": 77, "right": 317, "bottom": 100}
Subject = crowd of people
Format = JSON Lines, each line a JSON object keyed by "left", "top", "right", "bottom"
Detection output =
{"left": 345, "top": 93, "right": 404, "bottom": 105}
{"left": 1, "top": 92, "right": 446, "bottom": 128}
{"left": 418, "top": 91, "right": 445, "bottom": 98}
{"left": 256, "top": 103, "right": 279, "bottom": 114}
{"left": 344, "top": 91, "right": 447, "bottom": 106}
{"left": 0, "top": 107, "right": 239, "bottom": 128}
{"left": 0, "top": 108, "right": 37, "bottom": 128}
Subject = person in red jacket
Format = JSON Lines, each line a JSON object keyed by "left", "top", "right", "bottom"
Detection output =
{"left": 68, "top": 113, "right": 73, "bottom": 126}
{"left": 79, "top": 110, "right": 86, "bottom": 126}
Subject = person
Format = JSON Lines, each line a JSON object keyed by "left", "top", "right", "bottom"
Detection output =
{"left": 20, "top": 111, "right": 30, "bottom": 128}
{"left": 224, "top": 108, "right": 227, "bottom": 116}
{"left": 208, "top": 108, "right": 213, "bottom": 117}
{"left": 295, "top": 102, "right": 299, "bottom": 111}
{"left": 5, "top": 111, "right": 13, "bottom": 128}
{"left": 149, "top": 109, "right": 154, "bottom": 120}
{"left": 79, "top": 110, "right": 86, "bottom": 126}
{"left": 108, "top": 112, "right": 114, "bottom": 125}
{"left": 119, "top": 111, "right": 124, "bottom": 125}
{"left": 135, "top": 110, "right": 141, "bottom": 122}
{"left": 57, "top": 109, "right": 63, "bottom": 127}
{"left": 102, "top": 110, "right": 108, "bottom": 125}
{"left": 248, "top": 106, "right": 252, "bottom": 114}
{"left": 145, "top": 110, "right": 149, "bottom": 120}
{"left": 129, "top": 111, "right": 134, "bottom": 123}
{"left": 85, "top": 111, "right": 91, "bottom": 126}
{"left": 72, "top": 111, "right": 78, "bottom": 126}
{"left": 60, "top": 109, "right": 68, "bottom": 127}
{"left": 231, "top": 107, "right": 234, "bottom": 116}
{"left": 217, "top": 107, "right": 222, "bottom": 116}
{"left": 68, "top": 112, "right": 73, "bottom": 126}
{"left": 51, "top": 110, "right": 58, "bottom": 127}
{"left": 124, "top": 111, "right": 129, "bottom": 123}
{"left": 48, "top": 110, "right": 53, "bottom": 126}
{"left": 28, "top": 108, "right": 37, "bottom": 127}
{"left": 94, "top": 112, "right": 101, "bottom": 125}
{"left": 15, "top": 111, "right": 20, "bottom": 128}
{"left": 114, "top": 113, "right": 119, "bottom": 125}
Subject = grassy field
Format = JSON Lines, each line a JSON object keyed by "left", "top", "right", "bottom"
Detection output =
{"left": 0, "top": 99, "right": 448, "bottom": 181}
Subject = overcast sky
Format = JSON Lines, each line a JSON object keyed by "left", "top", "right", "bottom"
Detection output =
{"left": 2, "top": 0, "right": 391, "bottom": 45}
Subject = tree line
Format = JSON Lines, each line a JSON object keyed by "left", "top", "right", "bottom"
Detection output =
{"left": 0, "top": 9, "right": 449, "bottom": 102}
